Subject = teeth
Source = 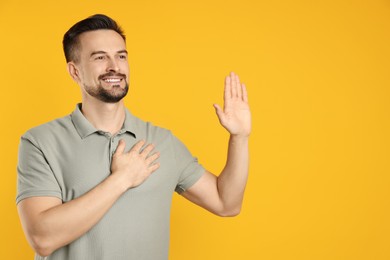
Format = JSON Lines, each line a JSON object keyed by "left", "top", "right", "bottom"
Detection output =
{"left": 104, "top": 78, "right": 121, "bottom": 83}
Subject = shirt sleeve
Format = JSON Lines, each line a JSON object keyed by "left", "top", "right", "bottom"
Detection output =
{"left": 16, "top": 133, "right": 62, "bottom": 204}
{"left": 171, "top": 133, "right": 205, "bottom": 194}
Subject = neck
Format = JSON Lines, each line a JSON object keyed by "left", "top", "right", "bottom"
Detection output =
{"left": 81, "top": 98, "right": 126, "bottom": 135}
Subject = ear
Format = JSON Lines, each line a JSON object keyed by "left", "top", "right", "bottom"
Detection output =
{"left": 67, "top": 62, "right": 81, "bottom": 83}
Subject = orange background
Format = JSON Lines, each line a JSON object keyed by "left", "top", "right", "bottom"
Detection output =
{"left": 1, "top": 0, "right": 389, "bottom": 259}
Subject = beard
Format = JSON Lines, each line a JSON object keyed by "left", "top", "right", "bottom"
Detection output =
{"left": 84, "top": 74, "right": 129, "bottom": 103}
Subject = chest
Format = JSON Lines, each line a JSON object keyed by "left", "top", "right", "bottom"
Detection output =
{"left": 45, "top": 133, "right": 178, "bottom": 202}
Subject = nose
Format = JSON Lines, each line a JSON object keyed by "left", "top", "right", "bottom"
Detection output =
{"left": 106, "top": 57, "right": 119, "bottom": 72}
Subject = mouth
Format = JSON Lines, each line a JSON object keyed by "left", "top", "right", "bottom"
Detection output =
{"left": 99, "top": 72, "right": 127, "bottom": 85}
{"left": 102, "top": 77, "right": 123, "bottom": 83}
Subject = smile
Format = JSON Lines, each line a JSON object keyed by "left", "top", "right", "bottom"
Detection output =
{"left": 103, "top": 78, "right": 122, "bottom": 83}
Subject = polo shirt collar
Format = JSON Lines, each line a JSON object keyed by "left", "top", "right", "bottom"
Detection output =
{"left": 71, "top": 103, "right": 138, "bottom": 139}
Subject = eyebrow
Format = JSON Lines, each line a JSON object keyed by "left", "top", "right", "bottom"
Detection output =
{"left": 90, "top": 50, "right": 128, "bottom": 57}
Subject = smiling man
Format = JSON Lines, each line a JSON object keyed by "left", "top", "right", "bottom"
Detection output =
{"left": 16, "top": 14, "right": 251, "bottom": 260}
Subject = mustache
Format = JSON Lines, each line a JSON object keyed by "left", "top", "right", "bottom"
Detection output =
{"left": 98, "top": 72, "right": 127, "bottom": 80}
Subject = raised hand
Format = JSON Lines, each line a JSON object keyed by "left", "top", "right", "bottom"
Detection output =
{"left": 111, "top": 139, "right": 160, "bottom": 189}
{"left": 213, "top": 72, "right": 251, "bottom": 137}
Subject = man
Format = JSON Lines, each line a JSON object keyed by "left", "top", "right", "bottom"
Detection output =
{"left": 17, "top": 14, "right": 251, "bottom": 260}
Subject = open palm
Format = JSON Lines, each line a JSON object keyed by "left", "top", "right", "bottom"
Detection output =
{"left": 214, "top": 72, "right": 251, "bottom": 136}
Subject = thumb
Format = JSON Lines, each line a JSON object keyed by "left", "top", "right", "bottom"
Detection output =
{"left": 213, "top": 104, "right": 224, "bottom": 120}
{"left": 114, "top": 139, "right": 126, "bottom": 155}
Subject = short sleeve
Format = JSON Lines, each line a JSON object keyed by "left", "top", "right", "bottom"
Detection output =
{"left": 16, "top": 133, "right": 62, "bottom": 204}
{"left": 171, "top": 134, "right": 205, "bottom": 194}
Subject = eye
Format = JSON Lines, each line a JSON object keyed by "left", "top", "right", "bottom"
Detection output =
{"left": 119, "top": 54, "right": 127, "bottom": 60}
{"left": 95, "top": 56, "right": 105, "bottom": 60}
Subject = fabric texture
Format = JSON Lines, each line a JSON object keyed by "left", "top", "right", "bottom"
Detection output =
{"left": 17, "top": 104, "right": 204, "bottom": 260}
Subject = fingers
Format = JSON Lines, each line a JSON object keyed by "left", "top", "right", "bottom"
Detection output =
{"left": 242, "top": 83, "right": 248, "bottom": 103}
{"left": 131, "top": 140, "right": 160, "bottom": 167}
{"left": 230, "top": 72, "right": 237, "bottom": 98}
{"left": 114, "top": 139, "right": 126, "bottom": 155}
{"left": 145, "top": 151, "right": 160, "bottom": 166}
{"left": 112, "top": 140, "right": 160, "bottom": 189}
{"left": 235, "top": 73, "right": 243, "bottom": 99}
{"left": 131, "top": 140, "right": 146, "bottom": 152}
{"left": 148, "top": 161, "right": 160, "bottom": 173}
{"left": 140, "top": 143, "right": 160, "bottom": 172}
{"left": 140, "top": 143, "right": 155, "bottom": 158}
{"left": 227, "top": 72, "right": 244, "bottom": 99}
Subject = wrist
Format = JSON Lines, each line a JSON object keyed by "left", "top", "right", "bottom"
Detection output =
{"left": 229, "top": 134, "right": 249, "bottom": 147}
{"left": 107, "top": 172, "right": 129, "bottom": 194}
{"left": 230, "top": 133, "right": 250, "bottom": 140}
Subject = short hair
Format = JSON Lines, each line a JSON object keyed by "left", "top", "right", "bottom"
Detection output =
{"left": 63, "top": 14, "right": 126, "bottom": 63}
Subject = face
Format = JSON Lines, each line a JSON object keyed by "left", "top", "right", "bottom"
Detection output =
{"left": 69, "top": 29, "right": 129, "bottom": 103}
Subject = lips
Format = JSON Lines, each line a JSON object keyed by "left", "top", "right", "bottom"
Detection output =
{"left": 103, "top": 78, "right": 122, "bottom": 83}
{"left": 99, "top": 73, "right": 126, "bottom": 83}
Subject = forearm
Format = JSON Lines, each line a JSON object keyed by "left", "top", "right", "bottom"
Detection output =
{"left": 181, "top": 72, "right": 250, "bottom": 216}
{"left": 22, "top": 174, "right": 127, "bottom": 256}
{"left": 217, "top": 134, "right": 249, "bottom": 215}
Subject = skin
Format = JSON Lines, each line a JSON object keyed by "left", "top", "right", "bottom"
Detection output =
{"left": 17, "top": 29, "right": 251, "bottom": 257}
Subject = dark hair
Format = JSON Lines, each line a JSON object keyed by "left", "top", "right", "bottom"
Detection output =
{"left": 63, "top": 14, "right": 126, "bottom": 63}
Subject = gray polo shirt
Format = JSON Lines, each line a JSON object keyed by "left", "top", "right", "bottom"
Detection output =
{"left": 17, "top": 104, "right": 204, "bottom": 260}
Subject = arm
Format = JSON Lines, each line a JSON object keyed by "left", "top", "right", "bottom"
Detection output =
{"left": 181, "top": 72, "right": 251, "bottom": 217}
{"left": 17, "top": 140, "right": 159, "bottom": 257}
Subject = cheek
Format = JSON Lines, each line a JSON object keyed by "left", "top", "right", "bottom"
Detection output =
{"left": 81, "top": 67, "right": 103, "bottom": 82}
{"left": 120, "top": 60, "right": 130, "bottom": 71}
{"left": 123, "top": 64, "right": 130, "bottom": 79}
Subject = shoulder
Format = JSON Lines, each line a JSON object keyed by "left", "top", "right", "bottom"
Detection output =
{"left": 22, "top": 114, "right": 73, "bottom": 146}
{"left": 138, "top": 119, "right": 188, "bottom": 153}
{"left": 140, "top": 119, "right": 173, "bottom": 144}
{"left": 126, "top": 111, "right": 173, "bottom": 142}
